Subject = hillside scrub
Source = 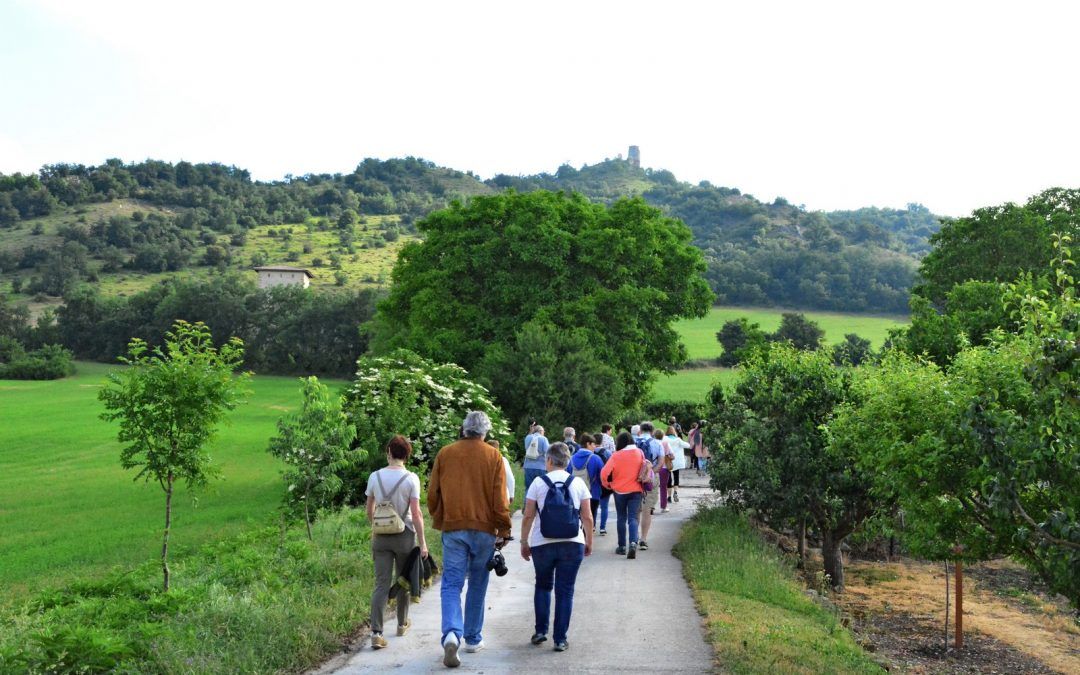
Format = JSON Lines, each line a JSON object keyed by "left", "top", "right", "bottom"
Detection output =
{"left": 0, "top": 509, "right": 442, "bottom": 674}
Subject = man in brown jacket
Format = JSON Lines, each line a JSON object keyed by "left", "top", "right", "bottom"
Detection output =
{"left": 427, "top": 411, "right": 511, "bottom": 667}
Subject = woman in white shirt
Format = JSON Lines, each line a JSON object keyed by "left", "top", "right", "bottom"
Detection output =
{"left": 665, "top": 426, "right": 691, "bottom": 505}
{"left": 365, "top": 435, "right": 427, "bottom": 650}
{"left": 519, "top": 442, "right": 593, "bottom": 653}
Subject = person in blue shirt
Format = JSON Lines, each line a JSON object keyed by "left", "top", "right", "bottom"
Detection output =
{"left": 568, "top": 434, "right": 605, "bottom": 527}
{"left": 523, "top": 423, "right": 550, "bottom": 492}
{"left": 635, "top": 422, "right": 665, "bottom": 550}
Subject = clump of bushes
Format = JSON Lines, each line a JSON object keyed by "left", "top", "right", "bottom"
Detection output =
{"left": 0, "top": 337, "right": 75, "bottom": 379}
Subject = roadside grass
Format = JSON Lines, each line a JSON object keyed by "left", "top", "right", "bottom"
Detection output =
{"left": 0, "top": 508, "right": 444, "bottom": 674}
{"left": 675, "top": 306, "right": 908, "bottom": 361}
{"left": 0, "top": 362, "right": 349, "bottom": 600}
{"left": 675, "top": 506, "right": 883, "bottom": 674}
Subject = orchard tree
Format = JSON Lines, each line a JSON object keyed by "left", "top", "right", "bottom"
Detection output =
{"left": 715, "top": 317, "right": 767, "bottom": 366}
{"left": 707, "top": 343, "right": 873, "bottom": 590}
{"left": 98, "top": 321, "right": 249, "bottom": 591}
{"left": 370, "top": 190, "right": 714, "bottom": 410}
{"left": 831, "top": 333, "right": 872, "bottom": 366}
{"left": 267, "top": 377, "right": 358, "bottom": 539}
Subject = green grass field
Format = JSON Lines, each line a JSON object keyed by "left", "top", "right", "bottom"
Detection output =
{"left": 0, "top": 362, "right": 347, "bottom": 599}
{"left": 652, "top": 367, "right": 737, "bottom": 401}
{"left": 676, "top": 306, "right": 908, "bottom": 361}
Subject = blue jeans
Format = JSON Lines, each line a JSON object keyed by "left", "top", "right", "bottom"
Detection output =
{"left": 599, "top": 492, "right": 611, "bottom": 529}
{"left": 531, "top": 541, "right": 585, "bottom": 643}
{"left": 613, "top": 492, "right": 643, "bottom": 548}
{"left": 524, "top": 468, "right": 545, "bottom": 493}
{"left": 441, "top": 529, "right": 496, "bottom": 645}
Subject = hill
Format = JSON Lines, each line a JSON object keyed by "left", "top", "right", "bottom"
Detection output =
{"left": 0, "top": 155, "right": 939, "bottom": 313}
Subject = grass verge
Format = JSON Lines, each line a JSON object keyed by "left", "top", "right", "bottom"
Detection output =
{"left": 674, "top": 506, "right": 883, "bottom": 674}
{"left": 0, "top": 508, "right": 442, "bottom": 674}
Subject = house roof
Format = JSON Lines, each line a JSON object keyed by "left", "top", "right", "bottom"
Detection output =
{"left": 253, "top": 266, "right": 315, "bottom": 278}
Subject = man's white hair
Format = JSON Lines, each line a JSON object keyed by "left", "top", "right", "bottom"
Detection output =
{"left": 462, "top": 411, "right": 492, "bottom": 438}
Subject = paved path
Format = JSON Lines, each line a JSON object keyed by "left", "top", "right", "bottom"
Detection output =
{"left": 324, "top": 472, "right": 716, "bottom": 674}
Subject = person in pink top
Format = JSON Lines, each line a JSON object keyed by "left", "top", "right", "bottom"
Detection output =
{"left": 599, "top": 431, "right": 646, "bottom": 559}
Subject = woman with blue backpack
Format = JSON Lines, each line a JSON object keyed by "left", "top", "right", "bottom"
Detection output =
{"left": 519, "top": 442, "right": 593, "bottom": 652}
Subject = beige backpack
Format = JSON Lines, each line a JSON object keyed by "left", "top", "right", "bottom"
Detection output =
{"left": 371, "top": 470, "right": 411, "bottom": 535}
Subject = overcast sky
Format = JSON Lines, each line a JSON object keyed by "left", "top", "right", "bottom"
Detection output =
{"left": 2, "top": 0, "right": 1077, "bottom": 216}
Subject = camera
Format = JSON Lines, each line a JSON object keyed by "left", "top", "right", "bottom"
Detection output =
{"left": 486, "top": 550, "right": 508, "bottom": 577}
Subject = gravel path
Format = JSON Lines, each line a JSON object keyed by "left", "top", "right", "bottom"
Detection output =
{"left": 322, "top": 472, "right": 716, "bottom": 674}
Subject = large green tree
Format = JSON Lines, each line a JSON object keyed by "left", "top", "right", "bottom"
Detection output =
{"left": 370, "top": 190, "right": 713, "bottom": 409}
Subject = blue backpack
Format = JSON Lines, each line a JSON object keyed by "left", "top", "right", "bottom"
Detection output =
{"left": 634, "top": 436, "right": 656, "bottom": 463}
{"left": 538, "top": 475, "right": 581, "bottom": 539}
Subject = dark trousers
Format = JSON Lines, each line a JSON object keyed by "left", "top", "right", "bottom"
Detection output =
{"left": 613, "top": 491, "right": 643, "bottom": 548}
{"left": 531, "top": 541, "right": 585, "bottom": 643}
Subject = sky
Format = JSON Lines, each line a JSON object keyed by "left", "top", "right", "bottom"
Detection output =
{"left": 1, "top": 0, "right": 1078, "bottom": 217}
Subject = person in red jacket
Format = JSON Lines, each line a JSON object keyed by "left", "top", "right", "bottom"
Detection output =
{"left": 599, "top": 431, "right": 646, "bottom": 559}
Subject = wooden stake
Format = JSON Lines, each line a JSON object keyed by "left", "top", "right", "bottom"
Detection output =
{"left": 955, "top": 560, "right": 964, "bottom": 649}
{"left": 944, "top": 560, "right": 950, "bottom": 652}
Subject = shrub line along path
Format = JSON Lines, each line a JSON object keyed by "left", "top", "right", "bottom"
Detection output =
{"left": 319, "top": 472, "right": 716, "bottom": 674}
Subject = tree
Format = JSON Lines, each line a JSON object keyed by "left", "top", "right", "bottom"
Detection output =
{"left": 98, "top": 321, "right": 250, "bottom": 590}
{"left": 707, "top": 343, "right": 872, "bottom": 589}
{"left": 371, "top": 191, "right": 713, "bottom": 408}
{"left": 771, "top": 312, "right": 824, "bottom": 351}
{"left": 478, "top": 320, "right": 624, "bottom": 435}
{"left": 715, "top": 318, "right": 767, "bottom": 366}
{"left": 831, "top": 333, "right": 872, "bottom": 366}
{"left": 915, "top": 188, "right": 1080, "bottom": 304}
{"left": 267, "top": 377, "right": 358, "bottom": 539}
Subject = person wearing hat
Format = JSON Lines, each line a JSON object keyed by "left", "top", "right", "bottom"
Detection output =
{"left": 428, "top": 411, "right": 512, "bottom": 667}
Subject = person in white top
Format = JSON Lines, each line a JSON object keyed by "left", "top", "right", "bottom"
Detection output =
{"left": 490, "top": 439, "right": 517, "bottom": 511}
{"left": 519, "top": 442, "right": 593, "bottom": 652}
{"left": 665, "top": 426, "right": 691, "bottom": 505}
{"left": 365, "top": 435, "right": 427, "bottom": 650}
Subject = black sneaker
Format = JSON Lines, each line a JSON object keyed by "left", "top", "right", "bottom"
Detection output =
{"left": 639, "top": 540, "right": 649, "bottom": 551}
{"left": 599, "top": 529, "right": 607, "bottom": 536}
{"left": 615, "top": 546, "right": 626, "bottom": 555}
{"left": 531, "top": 633, "right": 548, "bottom": 645}
{"left": 672, "top": 492, "right": 679, "bottom": 503}
{"left": 627, "top": 543, "right": 637, "bottom": 559}
{"left": 554, "top": 641, "right": 569, "bottom": 652}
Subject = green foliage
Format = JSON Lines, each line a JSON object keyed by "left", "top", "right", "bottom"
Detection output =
{"left": 706, "top": 343, "right": 873, "bottom": 589}
{"left": 916, "top": 187, "right": 1080, "bottom": 304}
{"left": 830, "top": 237, "right": 1079, "bottom": 607}
{"left": 267, "top": 377, "right": 359, "bottom": 538}
{"left": 893, "top": 280, "right": 1014, "bottom": 365}
{"left": 98, "top": 321, "right": 250, "bottom": 590}
{"left": 478, "top": 320, "right": 624, "bottom": 438}
{"left": 772, "top": 312, "right": 825, "bottom": 351}
{"left": 674, "top": 506, "right": 883, "bottom": 674}
{"left": 0, "top": 337, "right": 75, "bottom": 379}
{"left": 372, "top": 190, "right": 713, "bottom": 408}
{"left": 340, "top": 349, "right": 509, "bottom": 502}
{"left": 642, "top": 399, "right": 705, "bottom": 430}
{"left": 831, "top": 333, "right": 873, "bottom": 366}
{"left": 56, "top": 275, "right": 380, "bottom": 376}
{"left": 715, "top": 317, "right": 767, "bottom": 366}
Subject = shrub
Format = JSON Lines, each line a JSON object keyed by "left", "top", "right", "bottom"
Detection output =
{"left": 0, "top": 339, "right": 75, "bottom": 380}
{"left": 340, "top": 349, "right": 509, "bottom": 503}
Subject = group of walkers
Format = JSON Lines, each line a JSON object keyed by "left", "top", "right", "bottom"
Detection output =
{"left": 363, "top": 410, "right": 709, "bottom": 668}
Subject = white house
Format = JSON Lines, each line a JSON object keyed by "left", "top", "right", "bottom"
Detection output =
{"left": 254, "top": 266, "right": 314, "bottom": 289}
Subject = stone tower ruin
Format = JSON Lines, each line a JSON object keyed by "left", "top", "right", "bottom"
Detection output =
{"left": 627, "top": 145, "right": 641, "bottom": 168}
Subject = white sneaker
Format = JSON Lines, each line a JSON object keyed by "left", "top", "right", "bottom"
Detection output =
{"left": 661, "top": 508, "right": 670, "bottom": 513}
{"left": 443, "top": 633, "right": 460, "bottom": 668}
{"left": 464, "top": 640, "right": 485, "bottom": 653}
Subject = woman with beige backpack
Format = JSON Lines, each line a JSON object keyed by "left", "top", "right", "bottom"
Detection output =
{"left": 366, "top": 435, "right": 428, "bottom": 649}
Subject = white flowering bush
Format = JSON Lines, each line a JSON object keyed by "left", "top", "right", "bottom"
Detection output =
{"left": 341, "top": 349, "right": 510, "bottom": 497}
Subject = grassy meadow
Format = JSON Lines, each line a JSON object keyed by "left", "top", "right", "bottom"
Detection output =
{"left": 675, "top": 305, "right": 908, "bottom": 361}
{"left": 0, "top": 362, "right": 346, "bottom": 599}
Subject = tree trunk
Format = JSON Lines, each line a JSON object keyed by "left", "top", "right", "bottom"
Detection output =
{"left": 797, "top": 519, "right": 807, "bottom": 569}
{"left": 955, "top": 561, "right": 964, "bottom": 650}
{"left": 162, "top": 472, "right": 174, "bottom": 592}
{"left": 304, "top": 498, "right": 313, "bottom": 541}
{"left": 821, "top": 529, "right": 845, "bottom": 591}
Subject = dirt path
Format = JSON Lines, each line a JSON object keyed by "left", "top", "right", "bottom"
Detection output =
{"left": 320, "top": 472, "right": 716, "bottom": 674}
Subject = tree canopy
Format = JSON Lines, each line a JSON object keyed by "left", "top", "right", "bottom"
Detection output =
{"left": 371, "top": 190, "right": 714, "bottom": 410}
